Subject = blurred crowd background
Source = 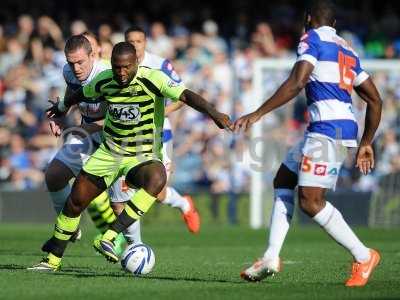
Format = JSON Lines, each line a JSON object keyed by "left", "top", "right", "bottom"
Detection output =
{"left": 0, "top": 0, "right": 400, "bottom": 214}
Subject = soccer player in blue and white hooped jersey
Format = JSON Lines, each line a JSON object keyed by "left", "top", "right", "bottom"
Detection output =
{"left": 107, "top": 27, "right": 200, "bottom": 243}
{"left": 236, "top": 0, "right": 382, "bottom": 287}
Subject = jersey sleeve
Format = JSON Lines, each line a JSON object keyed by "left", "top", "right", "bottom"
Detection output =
{"left": 296, "top": 30, "right": 320, "bottom": 66}
{"left": 148, "top": 70, "right": 186, "bottom": 101}
{"left": 353, "top": 56, "right": 369, "bottom": 86}
{"left": 82, "top": 70, "right": 112, "bottom": 99}
{"left": 160, "top": 59, "right": 182, "bottom": 83}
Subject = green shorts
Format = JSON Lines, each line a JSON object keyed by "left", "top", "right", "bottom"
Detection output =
{"left": 82, "top": 144, "right": 161, "bottom": 187}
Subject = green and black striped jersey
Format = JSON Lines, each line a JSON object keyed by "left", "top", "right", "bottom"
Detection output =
{"left": 82, "top": 66, "right": 186, "bottom": 157}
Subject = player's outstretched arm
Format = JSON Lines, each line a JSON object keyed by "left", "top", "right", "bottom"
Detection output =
{"left": 165, "top": 101, "right": 185, "bottom": 116}
{"left": 179, "top": 89, "right": 232, "bottom": 130}
{"left": 354, "top": 77, "right": 383, "bottom": 174}
{"left": 233, "top": 60, "right": 314, "bottom": 133}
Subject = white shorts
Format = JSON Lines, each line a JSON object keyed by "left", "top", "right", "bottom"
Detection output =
{"left": 283, "top": 134, "right": 348, "bottom": 190}
{"left": 109, "top": 140, "right": 173, "bottom": 203}
{"left": 53, "top": 132, "right": 102, "bottom": 176}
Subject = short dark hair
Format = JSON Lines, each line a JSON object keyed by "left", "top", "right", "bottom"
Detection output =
{"left": 124, "top": 26, "right": 146, "bottom": 40}
{"left": 112, "top": 41, "right": 136, "bottom": 58}
{"left": 64, "top": 34, "right": 92, "bottom": 54}
{"left": 308, "top": 0, "right": 336, "bottom": 26}
{"left": 82, "top": 31, "right": 99, "bottom": 44}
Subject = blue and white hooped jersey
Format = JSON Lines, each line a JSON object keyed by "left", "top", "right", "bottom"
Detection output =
{"left": 140, "top": 51, "right": 182, "bottom": 143}
{"left": 297, "top": 26, "right": 369, "bottom": 147}
{"left": 63, "top": 60, "right": 110, "bottom": 124}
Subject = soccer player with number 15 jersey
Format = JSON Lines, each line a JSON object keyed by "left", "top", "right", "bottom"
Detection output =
{"left": 236, "top": 0, "right": 382, "bottom": 287}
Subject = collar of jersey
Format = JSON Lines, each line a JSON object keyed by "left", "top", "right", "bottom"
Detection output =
{"left": 317, "top": 25, "right": 336, "bottom": 33}
{"left": 81, "top": 60, "right": 98, "bottom": 85}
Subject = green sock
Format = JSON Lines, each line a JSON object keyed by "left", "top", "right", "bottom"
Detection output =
{"left": 54, "top": 213, "right": 81, "bottom": 241}
{"left": 87, "top": 192, "right": 116, "bottom": 233}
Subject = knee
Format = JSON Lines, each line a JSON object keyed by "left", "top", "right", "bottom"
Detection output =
{"left": 45, "top": 166, "right": 59, "bottom": 191}
{"left": 45, "top": 160, "right": 73, "bottom": 191}
{"left": 67, "top": 188, "right": 87, "bottom": 216}
{"left": 64, "top": 196, "right": 84, "bottom": 216}
{"left": 146, "top": 168, "right": 167, "bottom": 196}
{"left": 298, "top": 188, "right": 324, "bottom": 217}
{"left": 273, "top": 164, "right": 297, "bottom": 189}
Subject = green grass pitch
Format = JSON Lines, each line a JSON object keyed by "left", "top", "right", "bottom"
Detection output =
{"left": 0, "top": 222, "right": 399, "bottom": 300}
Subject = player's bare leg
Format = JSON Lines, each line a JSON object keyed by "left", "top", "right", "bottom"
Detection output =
{"left": 45, "top": 159, "right": 75, "bottom": 213}
{"left": 29, "top": 171, "right": 106, "bottom": 271}
{"left": 46, "top": 158, "right": 117, "bottom": 242}
{"left": 298, "top": 186, "right": 379, "bottom": 287}
{"left": 241, "top": 164, "right": 297, "bottom": 281}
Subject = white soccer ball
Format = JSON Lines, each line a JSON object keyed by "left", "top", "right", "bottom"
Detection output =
{"left": 121, "top": 243, "right": 155, "bottom": 275}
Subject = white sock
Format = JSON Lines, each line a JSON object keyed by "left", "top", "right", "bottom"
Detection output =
{"left": 124, "top": 220, "right": 142, "bottom": 245}
{"left": 263, "top": 189, "right": 295, "bottom": 261}
{"left": 313, "top": 202, "right": 370, "bottom": 263}
{"left": 162, "top": 187, "right": 190, "bottom": 213}
{"left": 49, "top": 185, "right": 71, "bottom": 214}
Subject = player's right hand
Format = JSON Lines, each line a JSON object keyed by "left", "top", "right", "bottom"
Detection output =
{"left": 46, "top": 98, "right": 67, "bottom": 119}
{"left": 233, "top": 112, "right": 261, "bottom": 133}
{"left": 356, "top": 143, "right": 375, "bottom": 175}
{"left": 212, "top": 112, "right": 233, "bottom": 131}
{"left": 49, "top": 119, "right": 63, "bottom": 137}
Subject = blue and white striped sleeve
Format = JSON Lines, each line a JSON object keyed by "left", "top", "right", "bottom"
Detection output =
{"left": 296, "top": 30, "right": 320, "bottom": 66}
{"left": 353, "top": 57, "right": 369, "bottom": 86}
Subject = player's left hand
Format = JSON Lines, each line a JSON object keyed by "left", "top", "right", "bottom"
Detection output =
{"left": 356, "top": 143, "right": 375, "bottom": 175}
{"left": 211, "top": 112, "right": 233, "bottom": 131}
{"left": 233, "top": 112, "right": 261, "bottom": 133}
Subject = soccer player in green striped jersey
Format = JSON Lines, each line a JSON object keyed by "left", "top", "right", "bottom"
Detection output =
{"left": 31, "top": 42, "right": 232, "bottom": 270}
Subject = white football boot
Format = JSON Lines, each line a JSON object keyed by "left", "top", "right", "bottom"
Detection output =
{"left": 240, "top": 257, "right": 282, "bottom": 282}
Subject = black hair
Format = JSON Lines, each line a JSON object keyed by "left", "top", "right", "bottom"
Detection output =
{"left": 307, "top": 0, "right": 336, "bottom": 26}
{"left": 111, "top": 41, "right": 137, "bottom": 58}
{"left": 64, "top": 34, "right": 92, "bottom": 54}
{"left": 124, "top": 26, "right": 146, "bottom": 40}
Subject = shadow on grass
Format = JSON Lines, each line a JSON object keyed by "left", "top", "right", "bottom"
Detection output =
{"left": 54, "top": 269, "right": 247, "bottom": 284}
{"left": 0, "top": 264, "right": 246, "bottom": 284}
{"left": 0, "top": 249, "right": 101, "bottom": 259}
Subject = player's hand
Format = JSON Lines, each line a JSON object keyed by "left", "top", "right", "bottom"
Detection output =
{"left": 356, "top": 143, "right": 375, "bottom": 175}
{"left": 211, "top": 112, "right": 233, "bottom": 131}
{"left": 233, "top": 112, "right": 261, "bottom": 133}
{"left": 49, "top": 119, "right": 63, "bottom": 137}
{"left": 46, "top": 98, "right": 67, "bottom": 119}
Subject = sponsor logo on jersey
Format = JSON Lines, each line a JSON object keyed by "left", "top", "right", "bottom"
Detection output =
{"left": 314, "top": 164, "right": 327, "bottom": 176}
{"left": 128, "top": 85, "right": 142, "bottom": 96}
{"left": 108, "top": 104, "right": 141, "bottom": 123}
{"left": 167, "top": 79, "right": 179, "bottom": 88}
{"left": 298, "top": 41, "right": 309, "bottom": 55}
{"left": 328, "top": 168, "right": 338, "bottom": 175}
{"left": 79, "top": 102, "right": 102, "bottom": 114}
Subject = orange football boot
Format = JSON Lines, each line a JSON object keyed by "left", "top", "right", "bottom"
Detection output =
{"left": 182, "top": 196, "right": 200, "bottom": 234}
{"left": 345, "top": 249, "right": 381, "bottom": 287}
